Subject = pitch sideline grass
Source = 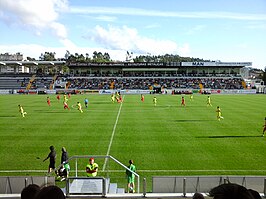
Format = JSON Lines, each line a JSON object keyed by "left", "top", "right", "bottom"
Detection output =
{"left": 0, "top": 94, "right": 265, "bottom": 180}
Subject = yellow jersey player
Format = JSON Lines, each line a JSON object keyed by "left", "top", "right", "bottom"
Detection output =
{"left": 216, "top": 106, "right": 224, "bottom": 121}
{"left": 115, "top": 91, "right": 120, "bottom": 98}
{"left": 77, "top": 102, "right": 83, "bottom": 113}
{"left": 63, "top": 97, "right": 68, "bottom": 104}
{"left": 190, "top": 94, "right": 193, "bottom": 101}
{"left": 111, "top": 94, "right": 115, "bottom": 103}
{"left": 153, "top": 96, "right": 157, "bottom": 106}
{"left": 207, "top": 96, "right": 212, "bottom": 107}
{"left": 18, "top": 105, "right": 27, "bottom": 117}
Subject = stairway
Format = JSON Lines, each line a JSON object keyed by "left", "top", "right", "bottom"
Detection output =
{"left": 26, "top": 74, "right": 36, "bottom": 90}
{"left": 49, "top": 75, "right": 57, "bottom": 90}
{"left": 68, "top": 178, "right": 125, "bottom": 195}
{"left": 108, "top": 182, "right": 125, "bottom": 193}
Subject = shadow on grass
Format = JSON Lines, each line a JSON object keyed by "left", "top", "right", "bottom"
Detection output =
{"left": 33, "top": 110, "right": 73, "bottom": 113}
{"left": 90, "top": 101, "right": 111, "bottom": 104}
{"left": 173, "top": 119, "right": 214, "bottom": 122}
{"left": 196, "top": 135, "right": 262, "bottom": 138}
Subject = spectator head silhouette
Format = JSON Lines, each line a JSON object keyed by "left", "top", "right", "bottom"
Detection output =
{"left": 193, "top": 192, "right": 205, "bottom": 199}
{"left": 209, "top": 183, "right": 255, "bottom": 199}
{"left": 21, "top": 184, "right": 40, "bottom": 199}
{"left": 35, "top": 185, "right": 65, "bottom": 199}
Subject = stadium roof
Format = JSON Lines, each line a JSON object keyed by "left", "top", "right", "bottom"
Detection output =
{"left": 0, "top": 61, "right": 66, "bottom": 66}
{"left": 68, "top": 61, "right": 252, "bottom": 68}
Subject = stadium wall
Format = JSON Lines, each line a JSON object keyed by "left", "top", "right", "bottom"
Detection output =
{"left": 0, "top": 89, "right": 258, "bottom": 95}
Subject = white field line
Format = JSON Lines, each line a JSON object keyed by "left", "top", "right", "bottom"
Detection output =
{"left": 0, "top": 169, "right": 265, "bottom": 173}
{"left": 102, "top": 96, "right": 125, "bottom": 171}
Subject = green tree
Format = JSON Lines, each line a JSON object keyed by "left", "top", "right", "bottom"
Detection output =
{"left": 77, "top": 54, "right": 85, "bottom": 62}
{"left": 85, "top": 53, "right": 91, "bottom": 62}
{"left": 133, "top": 54, "right": 208, "bottom": 63}
{"left": 26, "top": 57, "right": 36, "bottom": 61}
{"left": 39, "top": 52, "right": 56, "bottom": 61}
{"left": 92, "top": 51, "right": 111, "bottom": 62}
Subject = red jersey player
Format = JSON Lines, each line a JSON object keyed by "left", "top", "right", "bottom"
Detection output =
{"left": 116, "top": 96, "right": 121, "bottom": 103}
{"left": 181, "top": 96, "right": 185, "bottom": 107}
{"left": 63, "top": 101, "right": 70, "bottom": 110}
{"left": 141, "top": 94, "right": 145, "bottom": 102}
{"left": 47, "top": 97, "right": 51, "bottom": 106}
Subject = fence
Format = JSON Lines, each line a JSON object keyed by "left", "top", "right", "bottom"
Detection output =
{"left": 152, "top": 176, "right": 266, "bottom": 196}
{"left": 0, "top": 176, "right": 54, "bottom": 194}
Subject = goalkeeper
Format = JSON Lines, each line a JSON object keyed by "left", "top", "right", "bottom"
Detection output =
{"left": 126, "top": 160, "right": 136, "bottom": 193}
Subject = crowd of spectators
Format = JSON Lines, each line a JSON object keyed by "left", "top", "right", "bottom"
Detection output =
{"left": 71, "top": 71, "right": 240, "bottom": 78}
{"left": 1, "top": 71, "right": 244, "bottom": 90}
{"left": 19, "top": 77, "right": 52, "bottom": 89}
{"left": 66, "top": 77, "right": 244, "bottom": 90}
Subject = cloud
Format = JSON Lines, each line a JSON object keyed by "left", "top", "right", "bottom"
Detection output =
{"left": 94, "top": 15, "right": 117, "bottom": 22}
{"left": 0, "top": 43, "right": 65, "bottom": 59}
{"left": 0, "top": 0, "right": 69, "bottom": 40}
{"left": 50, "top": 22, "right": 68, "bottom": 39}
{"left": 84, "top": 25, "right": 189, "bottom": 56}
{"left": 70, "top": 6, "right": 266, "bottom": 21}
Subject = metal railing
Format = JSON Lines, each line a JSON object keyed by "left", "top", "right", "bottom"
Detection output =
{"left": 152, "top": 176, "right": 266, "bottom": 197}
{"left": 61, "top": 155, "right": 140, "bottom": 193}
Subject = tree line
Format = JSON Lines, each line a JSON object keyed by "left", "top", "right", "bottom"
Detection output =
{"left": 28, "top": 50, "right": 210, "bottom": 63}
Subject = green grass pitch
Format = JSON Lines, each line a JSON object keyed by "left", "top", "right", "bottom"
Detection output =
{"left": 0, "top": 94, "right": 265, "bottom": 188}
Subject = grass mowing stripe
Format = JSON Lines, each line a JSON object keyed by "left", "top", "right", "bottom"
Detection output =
{"left": 102, "top": 95, "right": 125, "bottom": 171}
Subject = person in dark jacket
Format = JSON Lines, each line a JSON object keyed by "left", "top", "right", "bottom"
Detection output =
{"left": 61, "top": 147, "right": 68, "bottom": 164}
{"left": 43, "top": 146, "right": 56, "bottom": 174}
{"left": 56, "top": 147, "right": 70, "bottom": 181}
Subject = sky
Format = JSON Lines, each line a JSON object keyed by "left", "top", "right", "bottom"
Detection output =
{"left": 0, "top": 0, "right": 265, "bottom": 69}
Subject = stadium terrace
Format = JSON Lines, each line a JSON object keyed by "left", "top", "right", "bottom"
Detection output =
{"left": 0, "top": 60, "right": 262, "bottom": 94}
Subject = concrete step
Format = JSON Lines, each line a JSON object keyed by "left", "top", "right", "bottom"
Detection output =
{"left": 108, "top": 183, "right": 117, "bottom": 194}
{"left": 116, "top": 188, "right": 125, "bottom": 193}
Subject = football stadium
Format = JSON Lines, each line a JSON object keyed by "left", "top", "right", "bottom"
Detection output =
{"left": 0, "top": 57, "right": 266, "bottom": 199}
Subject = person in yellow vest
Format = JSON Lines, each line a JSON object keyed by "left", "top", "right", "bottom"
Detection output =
{"left": 86, "top": 158, "right": 98, "bottom": 177}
